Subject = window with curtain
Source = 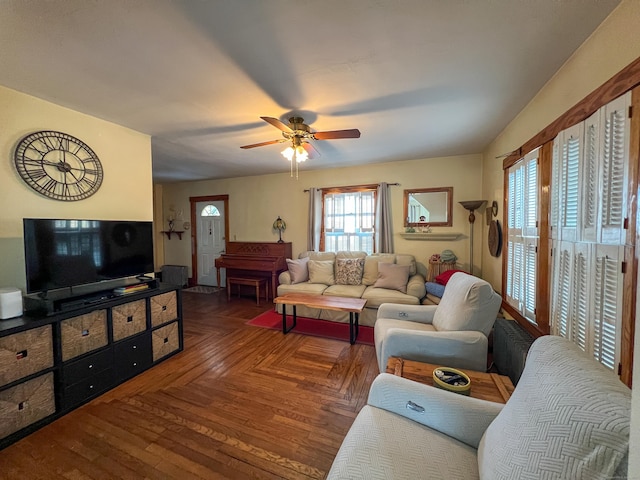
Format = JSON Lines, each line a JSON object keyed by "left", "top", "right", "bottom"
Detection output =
{"left": 506, "top": 148, "right": 539, "bottom": 324}
{"left": 322, "top": 187, "right": 376, "bottom": 254}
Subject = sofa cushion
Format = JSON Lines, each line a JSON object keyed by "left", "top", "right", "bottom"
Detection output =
{"left": 478, "top": 336, "right": 631, "bottom": 480}
{"left": 286, "top": 257, "right": 309, "bottom": 284}
{"left": 324, "top": 284, "right": 367, "bottom": 298}
{"left": 374, "top": 263, "right": 410, "bottom": 293}
{"left": 308, "top": 260, "right": 335, "bottom": 285}
{"left": 362, "top": 254, "right": 396, "bottom": 285}
{"left": 335, "top": 257, "right": 365, "bottom": 285}
{"left": 277, "top": 282, "right": 328, "bottom": 296}
{"left": 362, "top": 286, "right": 421, "bottom": 308}
{"left": 432, "top": 273, "right": 500, "bottom": 337}
{"left": 327, "top": 405, "right": 479, "bottom": 480}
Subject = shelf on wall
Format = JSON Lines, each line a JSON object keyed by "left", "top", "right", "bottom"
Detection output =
{"left": 161, "top": 231, "right": 185, "bottom": 240}
{"left": 399, "top": 232, "right": 462, "bottom": 241}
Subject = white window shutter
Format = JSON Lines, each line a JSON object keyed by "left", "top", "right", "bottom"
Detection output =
{"left": 523, "top": 238, "right": 537, "bottom": 322}
{"left": 550, "top": 136, "right": 562, "bottom": 240}
{"left": 571, "top": 243, "right": 592, "bottom": 353}
{"left": 592, "top": 244, "right": 623, "bottom": 370}
{"left": 506, "top": 236, "right": 524, "bottom": 310}
{"left": 560, "top": 123, "right": 583, "bottom": 242}
{"left": 550, "top": 240, "right": 573, "bottom": 338}
{"left": 599, "top": 92, "right": 630, "bottom": 245}
{"left": 582, "top": 110, "right": 601, "bottom": 242}
{"left": 523, "top": 150, "right": 539, "bottom": 237}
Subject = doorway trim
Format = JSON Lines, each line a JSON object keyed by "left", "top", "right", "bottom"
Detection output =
{"left": 189, "top": 195, "right": 229, "bottom": 287}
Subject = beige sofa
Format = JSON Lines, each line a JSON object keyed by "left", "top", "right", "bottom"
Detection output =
{"left": 277, "top": 251, "right": 426, "bottom": 326}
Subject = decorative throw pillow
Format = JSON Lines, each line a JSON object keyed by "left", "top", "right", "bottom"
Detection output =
{"left": 373, "top": 263, "right": 410, "bottom": 293}
{"left": 286, "top": 257, "right": 309, "bottom": 284}
{"left": 335, "top": 258, "right": 365, "bottom": 285}
{"left": 308, "top": 260, "right": 336, "bottom": 285}
{"left": 435, "top": 269, "right": 467, "bottom": 286}
{"left": 362, "top": 254, "right": 396, "bottom": 285}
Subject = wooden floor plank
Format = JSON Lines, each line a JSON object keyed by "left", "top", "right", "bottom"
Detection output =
{"left": 0, "top": 291, "right": 377, "bottom": 479}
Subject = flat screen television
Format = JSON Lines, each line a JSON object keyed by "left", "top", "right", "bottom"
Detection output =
{"left": 23, "top": 218, "right": 154, "bottom": 294}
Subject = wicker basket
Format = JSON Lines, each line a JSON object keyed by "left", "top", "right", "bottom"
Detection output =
{"left": 0, "top": 372, "right": 55, "bottom": 439}
{"left": 427, "top": 260, "right": 457, "bottom": 282}
{"left": 60, "top": 310, "right": 108, "bottom": 362}
{"left": 152, "top": 321, "right": 180, "bottom": 362}
{"left": 150, "top": 292, "right": 177, "bottom": 327}
{"left": 112, "top": 299, "right": 147, "bottom": 341}
{"left": 0, "top": 325, "right": 53, "bottom": 387}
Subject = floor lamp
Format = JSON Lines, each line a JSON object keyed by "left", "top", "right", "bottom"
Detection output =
{"left": 459, "top": 200, "right": 486, "bottom": 275}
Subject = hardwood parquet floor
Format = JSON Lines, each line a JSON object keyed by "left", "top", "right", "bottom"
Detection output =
{"left": 0, "top": 290, "right": 379, "bottom": 479}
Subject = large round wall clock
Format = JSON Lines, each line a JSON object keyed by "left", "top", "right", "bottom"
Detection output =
{"left": 14, "top": 130, "right": 104, "bottom": 201}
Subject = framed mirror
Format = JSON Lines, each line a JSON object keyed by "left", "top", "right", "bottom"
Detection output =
{"left": 403, "top": 187, "right": 453, "bottom": 227}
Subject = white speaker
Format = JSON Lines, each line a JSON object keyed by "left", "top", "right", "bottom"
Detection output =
{"left": 0, "top": 287, "right": 23, "bottom": 320}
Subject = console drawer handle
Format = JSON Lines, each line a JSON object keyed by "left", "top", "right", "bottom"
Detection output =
{"left": 16, "top": 349, "right": 28, "bottom": 360}
{"left": 406, "top": 401, "right": 425, "bottom": 414}
{"left": 127, "top": 315, "right": 134, "bottom": 323}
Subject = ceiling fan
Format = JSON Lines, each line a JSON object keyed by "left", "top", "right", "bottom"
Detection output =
{"left": 240, "top": 116, "right": 361, "bottom": 159}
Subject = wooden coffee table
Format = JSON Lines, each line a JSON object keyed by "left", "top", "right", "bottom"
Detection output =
{"left": 274, "top": 293, "right": 367, "bottom": 344}
{"left": 386, "top": 357, "right": 515, "bottom": 403}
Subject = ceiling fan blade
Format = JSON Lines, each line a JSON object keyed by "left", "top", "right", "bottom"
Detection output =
{"left": 313, "top": 129, "right": 361, "bottom": 140}
{"left": 260, "top": 116, "right": 293, "bottom": 133}
{"left": 302, "top": 142, "right": 320, "bottom": 159}
{"left": 240, "top": 139, "right": 286, "bottom": 149}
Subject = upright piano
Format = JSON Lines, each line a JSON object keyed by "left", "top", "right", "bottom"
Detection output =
{"left": 215, "top": 241, "right": 292, "bottom": 299}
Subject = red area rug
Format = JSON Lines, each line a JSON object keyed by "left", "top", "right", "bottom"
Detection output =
{"left": 246, "top": 309, "right": 374, "bottom": 346}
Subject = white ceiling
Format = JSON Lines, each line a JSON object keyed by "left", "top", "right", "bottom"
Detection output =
{"left": 0, "top": 0, "right": 620, "bottom": 183}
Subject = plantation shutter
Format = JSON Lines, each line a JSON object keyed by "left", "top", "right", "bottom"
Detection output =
{"left": 506, "top": 150, "right": 538, "bottom": 324}
{"left": 582, "top": 111, "right": 600, "bottom": 243}
{"left": 592, "top": 244, "right": 623, "bottom": 370}
{"left": 550, "top": 139, "right": 561, "bottom": 240}
{"left": 560, "top": 123, "right": 583, "bottom": 242}
{"left": 571, "top": 243, "right": 591, "bottom": 352}
{"left": 548, "top": 93, "right": 630, "bottom": 372}
{"left": 599, "top": 92, "right": 630, "bottom": 245}
{"left": 551, "top": 240, "right": 573, "bottom": 338}
{"left": 522, "top": 151, "right": 539, "bottom": 237}
{"left": 523, "top": 238, "right": 537, "bottom": 321}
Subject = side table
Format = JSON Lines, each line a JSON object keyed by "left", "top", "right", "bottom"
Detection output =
{"left": 386, "top": 357, "right": 514, "bottom": 403}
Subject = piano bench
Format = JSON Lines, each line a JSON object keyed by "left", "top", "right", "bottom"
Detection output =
{"left": 226, "top": 276, "right": 269, "bottom": 306}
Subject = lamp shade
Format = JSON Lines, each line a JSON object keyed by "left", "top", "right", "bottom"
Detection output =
{"left": 459, "top": 200, "right": 487, "bottom": 211}
{"left": 273, "top": 216, "right": 286, "bottom": 231}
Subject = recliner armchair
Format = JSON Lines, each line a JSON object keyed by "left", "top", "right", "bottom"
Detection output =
{"left": 374, "top": 272, "right": 501, "bottom": 373}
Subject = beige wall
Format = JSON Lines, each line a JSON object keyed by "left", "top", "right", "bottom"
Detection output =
{"left": 0, "top": 85, "right": 154, "bottom": 292}
{"left": 159, "top": 154, "right": 483, "bottom": 279}
{"left": 480, "top": 1, "right": 640, "bottom": 474}
{"left": 481, "top": 0, "right": 640, "bottom": 292}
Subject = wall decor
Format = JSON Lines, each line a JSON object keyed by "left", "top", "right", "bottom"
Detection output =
{"left": 14, "top": 130, "right": 103, "bottom": 201}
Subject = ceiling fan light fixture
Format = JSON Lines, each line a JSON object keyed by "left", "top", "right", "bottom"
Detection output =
{"left": 281, "top": 146, "right": 295, "bottom": 161}
{"left": 295, "top": 145, "right": 308, "bottom": 162}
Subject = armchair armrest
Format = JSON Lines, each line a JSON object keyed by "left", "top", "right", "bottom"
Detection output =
{"left": 368, "top": 373, "right": 503, "bottom": 448}
{"left": 377, "top": 303, "right": 437, "bottom": 324}
{"left": 380, "top": 328, "right": 488, "bottom": 372}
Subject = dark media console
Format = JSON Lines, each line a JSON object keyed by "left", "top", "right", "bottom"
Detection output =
{"left": 0, "top": 283, "right": 183, "bottom": 450}
{"left": 23, "top": 278, "right": 159, "bottom": 316}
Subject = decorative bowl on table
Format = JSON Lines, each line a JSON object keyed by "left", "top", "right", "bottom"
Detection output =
{"left": 432, "top": 367, "right": 471, "bottom": 396}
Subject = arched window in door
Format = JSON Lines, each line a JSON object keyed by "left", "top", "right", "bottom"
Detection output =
{"left": 201, "top": 205, "right": 221, "bottom": 217}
